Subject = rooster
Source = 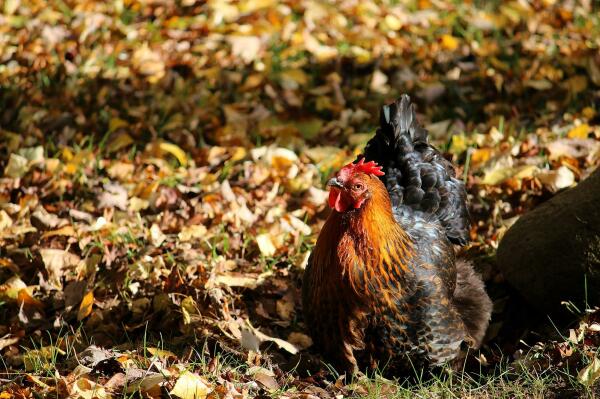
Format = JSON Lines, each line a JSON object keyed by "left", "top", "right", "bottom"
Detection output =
{"left": 302, "top": 95, "right": 492, "bottom": 376}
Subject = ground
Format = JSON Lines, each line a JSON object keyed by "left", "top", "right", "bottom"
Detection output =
{"left": 1, "top": 0, "right": 600, "bottom": 397}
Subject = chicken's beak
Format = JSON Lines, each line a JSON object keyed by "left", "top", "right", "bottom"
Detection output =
{"left": 327, "top": 177, "right": 344, "bottom": 189}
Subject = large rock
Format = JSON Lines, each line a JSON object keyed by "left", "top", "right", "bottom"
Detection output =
{"left": 497, "top": 168, "right": 600, "bottom": 313}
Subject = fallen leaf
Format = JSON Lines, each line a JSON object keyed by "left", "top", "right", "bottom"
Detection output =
{"left": 276, "top": 292, "right": 295, "bottom": 320}
{"left": 150, "top": 224, "right": 166, "bottom": 247}
{"left": 470, "top": 148, "right": 493, "bottom": 166}
{"left": 4, "top": 0, "right": 20, "bottom": 15}
{"left": 70, "top": 377, "right": 110, "bottom": 399}
{"left": 287, "top": 332, "right": 313, "bottom": 350}
{"left": 181, "top": 296, "right": 199, "bottom": 325}
{"left": 129, "top": 197, "right": 150, "bottom": 212}
{"left": 240, "top": 323, "right": 299, "bottom": 354}
{"left": 546, "top": 138, "right": 600, "bottom": 160}
{"left": 578, "top": 357, "right": 600, "bottom": 387}
{"left": 158, "top": 141, "right": 188, "bottom": 166}
{"left": 536, "top": 166, "right": 575, "bottom": 192}
{"left": 4, "top": 153, "right": 29, "bottom": 178}
{"left": 228, "top": 36, "right": 261, "bottom": 64}
{"left": 132, "top": 43, "right": 165, "bottom": 83}
{"left": 146, "top": 347, "right": 177, "bottom": 361}
{"left": 32, "top": 206, "right": 67, "bottom": 229}
{"left": 0, "top": 276, "right": 27, "bottom": 300}
{"left": 588, "top": 323, "right": 600, "bottom": 332}
{"left": 23, "top": 346, "right": 66, "bottom": 371}
{"left": 441, "top": 34, "right": 459, "bottom": 50}
{"left": 565, "top": 75, "right": 587, "bottom": 95}
{"left": 178, "top": 225, "right": 208, "bottom": 242}
{"left": 384, "top": 13, "right": 403, "bottom": 30}
{"left": 98, "top": 183, "right": 128, "bottom": 210}
{"left": 256, "top": 234, "right": 276, "bottom": 257}
{"left": 449, "top": 134, "right": 468, "bottom": 155}
{"left": 215, "top": 273, "right": 261, "bottom": 288}
{"left": 170, "top": 372, "right": 211, "bottom": 399}
{"left": 525, "top": 79, "right": 553, "bottom": 90}
{"left": 0, "top": 210, "right": 13, "bottom": 230}
{"left": 370, "top": 70, "right": 389, "bottom": 93}
{"left": 107, "top": 161, "right": 135, "bottom": 180}
{"left": 17, "top": 289, "right": 44, "bottom": 309}
{"left": 567, "top": 124, "right": 590, "bottom": 139}
{"left": 125, "top": 371, "right": 166, "bottom": 394}
{"left": 254, "top": 371, "right": 279, "bottom": 393}
{"left": 303, "top": 30, "right": 337, "bottom": 62}
{"left": 39, "top": 249, "right": 81, "bottom": 289}
{"left": 0, "top": 335, "right": 20, "bottom": 351}
{"left": 77, "top": 291, "right": 94, "bottom": 321}
{"left": 482, "top": 163, "right": 538, "bottom": 186}
{"left": 41, "top": 225, "right": 76, "bottom": 239}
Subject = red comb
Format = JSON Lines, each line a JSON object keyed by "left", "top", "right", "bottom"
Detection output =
{"left": 339, "top": 158, "right": 385, "bottom": 179}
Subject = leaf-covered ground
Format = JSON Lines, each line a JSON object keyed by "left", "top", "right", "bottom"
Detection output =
{"left": 1, "top": 0, "right": 600, "bottom": 397}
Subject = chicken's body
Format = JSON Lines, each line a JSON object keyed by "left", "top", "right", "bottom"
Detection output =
{"left": 302, "top": 95, "right": 492, "bottom": 375}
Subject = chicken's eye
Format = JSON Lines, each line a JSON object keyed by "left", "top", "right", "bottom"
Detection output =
{"left": 352, "top": 183, "right": 364, "bottom": 191}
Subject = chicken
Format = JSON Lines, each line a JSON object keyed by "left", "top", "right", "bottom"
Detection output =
{"left": 302, "top": 95, "right": 492, "bottom": 376}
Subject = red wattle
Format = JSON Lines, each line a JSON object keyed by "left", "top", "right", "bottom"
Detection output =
{"left": 328, "top": 188, "right": 350, "bottom": 212}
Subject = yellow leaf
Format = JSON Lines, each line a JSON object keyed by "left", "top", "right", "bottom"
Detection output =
{"left": 62, "top": 147, "right": 74, "bottom": 162}
{"left": 158, "top": 141, "right": 188, "bottom": 166}
{"left": 64, "top": 163, "right": 78, "bottom": 175}
{"left": 384, "top": 14, "right": 402, "bottom": 30}
{"left": 578, "top": 357, "right": 600, "bottom": 387}
{"left": 441, "top": 34, "right": 459, "bottom": 51}
{"left": 170, "top": 372, "right": 211, "bottom": 399}
{"left": 567, "top": 124, "right": 590, "bottom": 139}
{"left": 4, "top": 0, "right": 20, "bottom": 15}
{"left": 242, "top": 74, "right": 263, "bottom": 90}
{"left": 230, "top": 147, "right": 247, "bottom": 162}
{"left": 0, "top": 276, "right": 27, "bottom": 300}
{"left": 239, "top": 0, "right": 276, "bottom": 13}
{"left": 449, "top": 134, "right": 468, "bottom": 155}
{"left": 108, "top": 117, "right": 128, "bottom": 133}
{"left": 4, "top": 154, "right": 29, "bottom": 178}
{"left": 41, "top": 225, "right": 76, "bottom": 239}
{"left": 565, "top": 75, "right": 587, "bottom": 95}
{"left": 351, "top": 46, "right": 371, "bottom": 64}
{"left": 178, "top": 225, "right": 208, "bottom": 242}
{"left": 296, "top": 119, "right": 323, "bottom": 139}
{"left": 280, "top": 69, "right": 308, "bottom": 86}
{"left": 525, "top": 79, "right": 553, "bottom": 90}
{"left": 181, "top": 296, "right": 199, "bottom": 325}
{"left": 482, "top": 164, "right": 538, "bottom": 186}
{"left": 582, "top": 107, "right": 596, "bottom": 120}
{"left": 303, "top": 30, "right": 337, "bottom": 62}
{"left": 77, "top": 291, "right": 94, "bottom": 321}
{"left": 256, "top": 234, "right": 276, "bottom": 257}
{"left": 146, "top": 347, "right": 177, "bottom": 360}
{"left": 132, "top": 43, "right": 165, "bottom": 82}
{"left": 107, "top": 132, "right": 134, "bottom": 153}
{"left": 470, "top": 148, "right": 493, "bottom": 166}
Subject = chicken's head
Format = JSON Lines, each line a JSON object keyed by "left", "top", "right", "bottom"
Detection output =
{"left": 327, "top": 158, "right": 385, "bottom": 213}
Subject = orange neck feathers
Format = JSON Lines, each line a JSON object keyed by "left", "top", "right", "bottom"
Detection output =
{"left": 312, "top": 177, "right": 413, "bottom": 292}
